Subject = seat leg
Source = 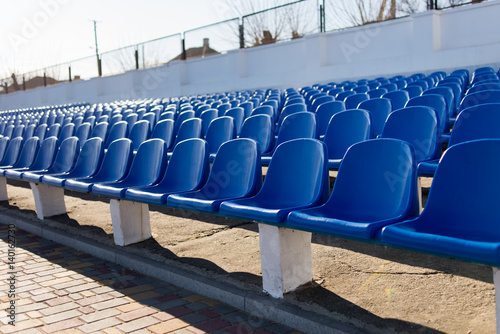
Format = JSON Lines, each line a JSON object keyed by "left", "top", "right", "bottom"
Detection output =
{"left": 493, "top": 267, "right": 500, "bottom": 333}
{"left": 110, "top": 199, "right": 151, "bottom": 246}
{"left": 30, "top": 183, "right": 66, "bottom": 220}
{"left": 0, "top": 177, "right": 8, "bottom": 201}
{"left": 258, "top": 223, "right": 313, "bottom": 298}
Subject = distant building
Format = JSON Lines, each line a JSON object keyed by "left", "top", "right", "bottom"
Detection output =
{"left": 1, "top": 74, "right": 59, "bottom": 94}
{"left": 170, "top": 38, "right": 219, "bottom": 62}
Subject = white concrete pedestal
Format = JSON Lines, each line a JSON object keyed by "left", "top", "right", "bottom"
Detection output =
{"left": 30, "top": 182, "right": 67, "bottom": 220}
{"left": 258, "top": 223, "right": 313, "bottom": 298}
{"left": 110, "top": 199, "right": 151, "bottom": 246}
{"left": 0, "top": 177, "right": 8, "bottom": 201}
{"left": 493, "top": 267, "right": 500, "bottom": 333}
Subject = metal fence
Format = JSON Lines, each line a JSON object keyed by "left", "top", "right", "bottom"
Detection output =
{"left": 0, "top": 0, "right": 486, "bottom": 95}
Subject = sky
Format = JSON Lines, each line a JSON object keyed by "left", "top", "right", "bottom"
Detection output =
{"left": 0, "top": 0, "right": 239, "bottom": 78}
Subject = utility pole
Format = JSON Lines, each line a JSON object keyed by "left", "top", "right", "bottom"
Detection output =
{"left": 91, "top": 20, "right": 102, "bottom": 76}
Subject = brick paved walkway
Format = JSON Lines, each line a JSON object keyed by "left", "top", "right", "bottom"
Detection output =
{"left": 0, "top": 225, "right": 301, "bottom": 334}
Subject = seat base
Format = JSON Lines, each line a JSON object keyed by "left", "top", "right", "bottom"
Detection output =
{"left": 30, "top": 182, "right": 67, "bottom": 220}
{"left": 110, "top": 199, "right": 151, "bottom": 246}
{"left": 258, "top": 223, "right": 312, "bottom": 298}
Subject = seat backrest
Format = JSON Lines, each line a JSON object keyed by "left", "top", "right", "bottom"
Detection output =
{"left": 47, "top": 137, "right": 80, "bottom": 174}
{"left": 34, "top": 124, "right": 47, "bottom": 142}
{"left": 92, "top": 138, "right": 133, "bottom": 182}
{"left": 323, "top": 109, "right": 371, "bottom": 160}
{"left": 367, "top": 88, "right": 388, "bottom": 99}
{"left": 423, "top": 86, "right": 455, "bottom": 119}
{"left": 73, "top": 117, "right": 84, "bottom": 129}
{"left": 417, "top": 139, "right": 500, "bottom": 239}
{"left": 110, "top": 114, "right": 123, "bottom": 127}
{"left": 11, "top": 136, "right": 40, "bottom": 168}
{"left": 155, "top": 138, "right": 209, "bottom": 191}
{"left": 449, "top": 103, "right": 500, "bottom": 147}
{"left": 224, "top": 107, "right": 245, "bottom": 136}
{"left": 141, "top": 112, "right": 156, "bottom": 130}
{"left": 105, "top": 121, "right": 128, "bottom": 148}
{"left": 254, "top": 138, "right": 329, "bottom": 210}
{"left": 0, "top": 137, "right": 23, "bottom": 166}
{"left": 382, "top": 90, "right": 410, "bottom": 111}
{"left": 311, "top": 95, "right": 335, "bottom": 113}
{"left": 199, "top": 109, "right": 218, "bottom": 137}
{"left": 205, "top": 116, "right": 235, "bottom": 155}
{"left": 401, "top": 85, "right": 423, "bottom": 99}
{"left": 29, "top": 136, "right": 59, "bottom": 171}
{"left": 274, "top": 112, "right": 317, "bottom": 152}
{"left": 316, "top": 101, "right": 346, "bottom": 137}
{"left": 344, "top": 93, "right": 369, "bottom": 110}
{"left": 90, "top": 122, "right": 108, "bottom": 142}
{"left": 239, "top": 114, "right": 274, "bottom": 154}
{"left": 358, "top": 98, "right": 392, "bottom": 138}
{"left": 174, "top": 110, "right": 195, "bottom": 134}
{"left": 406, "top": 94, "right": 447, "bottom": 134}
{"left": 276, "top": 103, "right": 307, "bottom": 130}
{"left": 381, "top": 106, "right": 440, "bottom": 162}
{"left": 466, "top": 82, "right": 500, "bottom": 95}
{"left": 173, "top": 117, "right": 202, "bottom": 148}
{"left": 3, "top": 125, "right": 14, "bottom": 139}
{"left": 23, "top": 124, "right": 36, "bottom": 141}
{"left": 128, "top": 120, "right": 151, "bottom": 151}
{"left": 75, "top": 123, "right": 91, "bottom": 148}
{"left": 326, "top": 139, "right": 418, "bottom": 227}
{"left": 47, "top": 123, "right": 61, "bottom": 138}
{"left": 59, "top": 123, "right": 75, "bottom": 142}
{"left": 12, "top": 124, "right": 25, "bottom": 139}
{"left": 239, "top": 101, "right": 254, "bottom": 119}
{"left": 151, "top": 119, "right": 174, "bottom": 149}
{"left": 458, "top": 90, "right": 500, "bottom": 113}
{"left": 120, "top": 138, "right": 168, "bottom": 186}
{"left": 66, "top": 137, "right": 104, "bottom": 177}
{"left": 379, "top": 83, "right": 397, "bottom": 92}
{"left": 0, "top": 137, "right": 10, "bottom": 161}
{"left": 251, "top": 105, "right": 274, "bottom": 121}
{"left": 195, "top": 138, "right": 262, "bottom": 199}
{"left": 217, "top": 103, "right": 231, "bottom": 117}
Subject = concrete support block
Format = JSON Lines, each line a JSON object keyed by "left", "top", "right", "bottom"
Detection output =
{"left": 0, "top": 177, "right": 8, "bottom": 201}
{"left": 493, "top": 267, "right": 500, "bottom": 333}
{"left": 30, "top": 182, "right": 67, "bottom": 220}
{"left": 258, "top": 223, "right": 313, "bottom": 298}
{"left": 110, "top": 199, "right": 151, "bottom": 246}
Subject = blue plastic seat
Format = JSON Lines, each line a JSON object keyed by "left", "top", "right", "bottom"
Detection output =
{"left": 85, "top": 116, "right": 96, "bottom": 129}
{"left": 423, "top": 86, "right": 455, "bottom": 121}
{"left": 379, "top": 83, "right": 397, "bottom": 92}
{"left": 239, "top": 114, "right": 274, "bottom": 154}
{"left": 141, "top": 112, "right": 156, "bottom": 131}
{"left": 344, "top": 93, "right": 369, "bottom": 110}
{"left": 217, "top": 103, "right": 231, "bottom": 117}
{"left": 406, "top": 94, "right": 448, "bottom": 136}
{"left": 411, "top": 80, "right": 429, "bottom": 91}
{"left": 125, "top": 138, "right": 209, "bottom": 205}
{"left": 151, "top": 119, "right": 174, "bottom": 149}
{"left": 46, "top": 123, "right": 61, "bottom": 138}
{"left": 466, "top": 83, "right": 500, "bottom": 95}
{"left": 34, "top": 124, "right": 47, "bottom": 142}
{"left": 0, "top": 137, "right": 23, "bottom": 168}
{"left": 251, "top": 105, "right": 275, "bottom": 122}
{"left": 0, "top": 137, "right": 10, "bottom": 161}
{"left": 75, "top": 123, "right": 91, "bottom": 148}
{"left": 358, "top": 98, "right": 392, "bottom": 138}
{"left": 159, "top": 111, "right": 175, "bottom": 122}
{"left": 23, "top": 124, "right": 36, "bottom": 141}
{"left": 401, "top": 85, "right": 423, "bottom": 99}
{"left": 4, "top": 137, "right": 58, "bottom": 180}
{"left": 418, "top": 103, "right": 500, "bottom": 177}
{"left": 219, "top": 139, "right": 329, "bottom": 223}
{"left": 205, "top": 116, "right": 235, "bottom": 158}
{"left": 239, "top": 101, "right": 254, "bottom": 119}
{"left": 91, "top": 139, "right": 168, "bottom": 198}
{"left": 276, "top": 103, "right": 307, "bottom": 131}
{"left": 41, "top": 138, "right": 104, "bottom": 187}
{"left": 167, "top": 139, "right": 262, "bottom": 212}
{"left": 381, "top": 139, "right": 500, "bottom": 266}
{"left": 0, "top": 137, "right": 40, "bottom": 173}
{"left": 90, "top": 122, "right": 108, "bottom": 142}
{"left": 311, "top": 95, "right": 335, "bottom": 113}
{"left": 12, "top": 125, "right": 25, "bottom": 139}
{"left": 171, "top": 118, "right": 202, "bottom": 151}
{"left": 367, "top": 88, "right": 388, "bottom": 99}
{"left": 174, "top": 110, "right": 195, "bottom": 134}
{"left": 22, "top": 137, "right": 80, "bottom": 183}
{"left": 125, "top": 113, "right": 138, "bottom": 134}
{"left": 224, "top": 107, "right": 245, "bottom": 136}
{"left": 72, "top": 117, "right": 83, "bottom": 130}
{"left": 381, "top": 107, "right": 440, "bottom": 162}
{"left": 194, "top": 104, "right": 210, "bottom": 118}
{"left": 288, "top": 139, "right": 418, "bottom": 239}
{"left": 323, "top": 110, "right": 371, "bottom": 170}
{"left": 335, "top": 90, "right": 356, "bottom": 101}
{"left": 316, "top": 101, "right": 346, "bottom": 138}
{"left": 458, "top": 90, "right": 500, "bottom": 114}
{"left": 2, "top": 125, "right": 15, "bottom": 139}
{"left": 382, "top": 90, "right": 410, "bottom": 111}
{"left": 59, "top": 123, "right": 75, "bottom": 142}
{"left": 128, "top": 120, "right": 151, "bottom": 151}
{"left": 104, "top": 121, "right": 128, "bottom": 149}
{"left": 65, "top": 138, "right": 133, "bottom": 193}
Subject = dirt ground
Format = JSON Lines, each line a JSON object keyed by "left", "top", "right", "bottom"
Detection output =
{"left": 1, "top": 177, "right": 496, "bottom": 334}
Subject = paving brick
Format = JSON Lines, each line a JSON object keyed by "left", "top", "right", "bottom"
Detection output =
{"left": 199, "top": 308, "right": 221, "bottom": 319}
{"left": 31, "top": 276, "right": 55, "bottom": 284}
{"left": 79, "top": 317, "right": 123, "bottom": 333}
{"left": 127, "top": 290, "right": 161, "bottom": 302}
{"left": 151, "top": 311, "right": 175, "bottom": 322}
{"left": 184, "top": 326, "right": 209, "bottom": 334}
{"left": 185, "top": 301, "right": 209, "bottom": 311}
{"left": 179, "top": 312, "right": 209, "bottom": 325}
{"left": 116, "top": 306, "right": 157, "bottom": 322}
{"left": 80, "top": 290, "right": 96, "bottom": 297}
{"left": 14, "top": 328, "right": 44, "bottom": 334}
{"left": 77, "top": 306, "right": 95, "bottom": 315}
{"left": 17, "top": 302, "right": 48, "bottom": 313}
{"left": 0, "top": 319, "right": 44, "bottom": 334}
{"left": 116, "top": 302, "right": 145, "bottom": 313}
{"left": 147, "top": 318, "right": 190, "bottom": 334}
{"left": 66, "top": 282, "right": 104, "bottom": 294}
{"left": 39, "top": 318, "right": 84, "bottom": 333}
{"left": 183, "top": 294, "right": 204, "bottom": 303}
{"left": 91, "top": 297, "right": 129, "bottom": 311}
{"left": 116, "top": 316, "right": 159, "bottom": 333}
{"left": 40, "top": 302, "right": 79, "bottom": 316}
{"left": 76, "top": 293, "right": 114, "bottom": 307}
{"left": 41, "top": 309, "right": 82, "bottom": 324}
{"left": 102, "top": 328, "right": 124, "bottom": 334}
{"left": 91, "top": 286, "right": 115, "bottom": 294}
{"left": 45, "top": 296, "right": 72, "bottom": 307}
{"left": 80, "top": 308, "right": 120, "bottom": 323}
{"left": 118, "top": 284, "right": 155, "bottom": 296}
{"left": 39, "top": 277, "right": 73, "bottom": 287}
{"left": 196, "top": 318, "right": 231, "bottom": 332}
{"left": 52, "top": 280, "right": 84, "bottom": 290}
{"left": 26, "top": 310, "right": 43, "bottom": 319}
{"left": 68, "top": 292, "right": 84, "bottom": 300}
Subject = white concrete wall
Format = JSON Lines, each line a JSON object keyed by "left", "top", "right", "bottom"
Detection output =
{"left": 2, "top": 1, "right": 500, "bottom": 110}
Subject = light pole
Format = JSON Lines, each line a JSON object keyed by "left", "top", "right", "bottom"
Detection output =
{"left": 91, "top": 20, "right": 102, "bottom": 77}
